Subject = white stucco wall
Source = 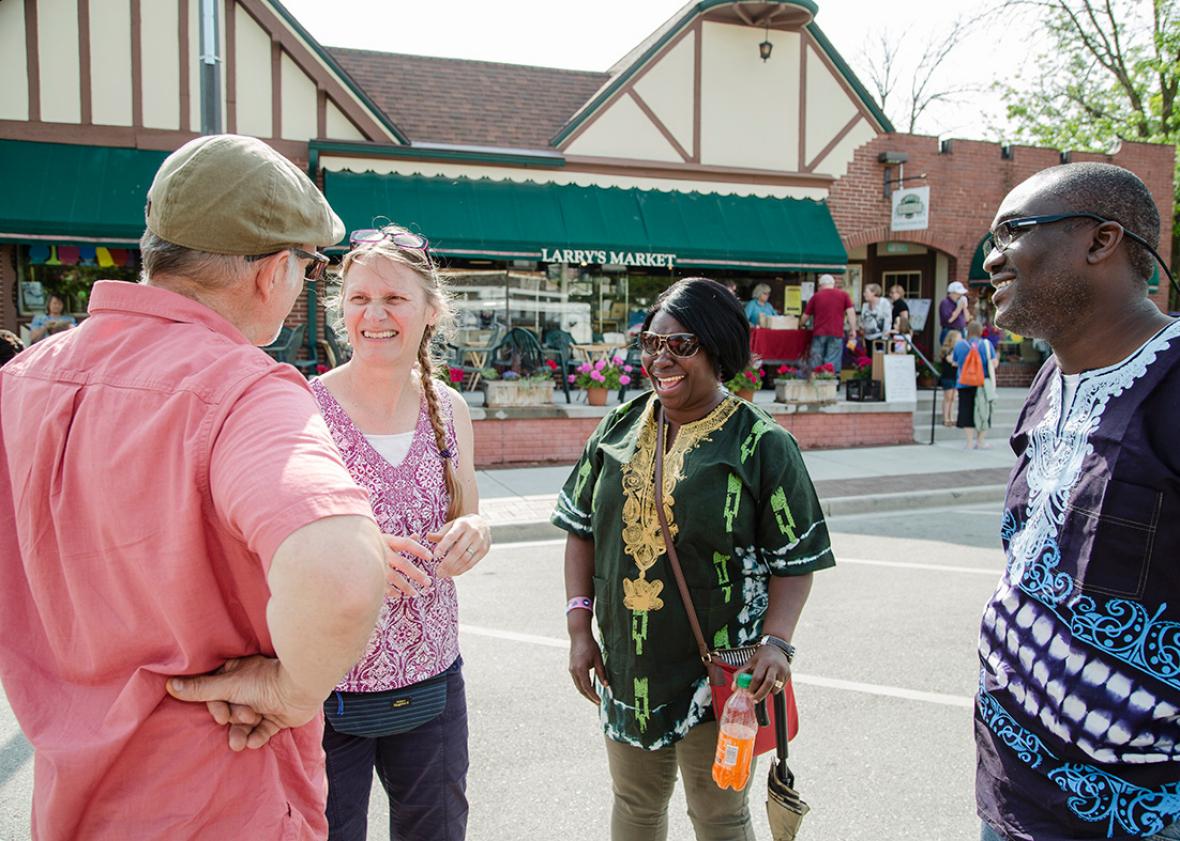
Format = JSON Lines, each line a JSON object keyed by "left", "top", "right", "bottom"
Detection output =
{"left": 139, "top": 0, "right": 179, "bottom": 129}
{"left": 325, "top": 100, "right": 364, "bottom": 140}
{"left": 809, "top": 117, "right": 876, "bottom": 178}
{"left": 90, "top": 0, "right": 132, "bottom": 126}
{"left": 0, "top": 1, "right": 29, "bottom": 121}
{"left": 699, "top": 22, "right": 800, "bottom": 172}
{"left": 38, "top": 0, "right": 82, "bottom": 123}
{"left": 632, "top": 32, "right": 695, "bottom": 155}
{"left": 803, "top": 45, "right": 857, "bottom": 166}
{"left": 280, "top": 53, "right": 317, "bottom": 140}
{"left": 565, "top": 92, "right": 683, "bottom": 162}
{"left": 318, "top": 157, "right": 829, "bottom": 200}
{"left": 233, "top": 3, "right": 272, "bottom": 138}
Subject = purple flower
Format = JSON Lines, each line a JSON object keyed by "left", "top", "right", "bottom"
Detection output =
{"left": 619, "top": 375, "right": 631, "bottom": 385}
{"left": 590, "top": 370, "right": 606, "bottom": 383}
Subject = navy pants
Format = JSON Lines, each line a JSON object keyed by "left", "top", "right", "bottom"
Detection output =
{"left": 323, "top": 661, "right": 469, "bottom": 841}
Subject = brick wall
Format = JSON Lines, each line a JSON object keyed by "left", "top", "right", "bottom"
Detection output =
{"left": 470, "top": 410, "right": 914, "bottom": 467}
{"left": 0, "top": 245, "right": 14, "bottom": 332}
{"left": 829, "top": 135, "right": 1176, "bottom": 312}
{"left": 996, "top": 361, "right": 1042, "bottom": 388}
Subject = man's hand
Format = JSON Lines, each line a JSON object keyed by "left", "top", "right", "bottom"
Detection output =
{"left": 167, "top": 655, "right": 323, "bottom": 751}
{"left": 568, "top": 628, "right": 608, "bottom": 704}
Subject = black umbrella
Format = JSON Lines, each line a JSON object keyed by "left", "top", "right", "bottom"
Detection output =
{"left": 766, "top": 687, "right": 809, "bottom": 839}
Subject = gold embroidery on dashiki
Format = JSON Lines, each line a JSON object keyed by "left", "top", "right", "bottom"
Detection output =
{"left": 619, "top": 397, "right": 741, "bottom": 613}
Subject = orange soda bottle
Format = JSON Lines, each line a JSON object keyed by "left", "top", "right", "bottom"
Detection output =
{"left": 712, "top": 672, "right": 757, "bottom": 791}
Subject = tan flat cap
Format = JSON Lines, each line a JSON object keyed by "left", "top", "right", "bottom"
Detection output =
{"left": 145, "top": 134, "right": 344, "bottom": 256}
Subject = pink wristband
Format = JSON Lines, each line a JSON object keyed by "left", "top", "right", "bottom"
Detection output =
{"left": 565, "top": 596, "right": 593, "bottom": 615}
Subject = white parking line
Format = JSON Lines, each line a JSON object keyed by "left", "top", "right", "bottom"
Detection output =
{"left": 458, "top": 624, "right": 975, "bottom": 708}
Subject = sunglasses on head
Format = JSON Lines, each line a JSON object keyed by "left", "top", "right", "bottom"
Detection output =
{"left": 244, "top": 247, "right": 329, "bottom": 283}
{"left": 639, "top": 331, "right": 701, "bottom": 359}
{"left": 349, "top": 228, "right": 430, "bottom": 251}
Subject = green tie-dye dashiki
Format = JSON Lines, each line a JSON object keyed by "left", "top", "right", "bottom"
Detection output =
{"left": 551, "top": 392, "right": 834, "bottom": 750}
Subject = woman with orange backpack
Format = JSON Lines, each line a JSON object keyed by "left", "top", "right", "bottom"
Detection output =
{"left": 951, "top": 321, "right": 997, "bottom": 449}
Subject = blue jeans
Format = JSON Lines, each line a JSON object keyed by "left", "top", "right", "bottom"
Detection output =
{"left": 809, "top": 334, "right": 843, "bottom": 374}
{"left": 982, "top": 821, "right": 1180, "bottom": 840}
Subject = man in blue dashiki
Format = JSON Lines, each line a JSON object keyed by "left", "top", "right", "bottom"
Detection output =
{"left": 976, "top": 163, "right": 1180, "bottom": 841}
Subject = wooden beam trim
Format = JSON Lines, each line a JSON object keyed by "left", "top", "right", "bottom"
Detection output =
{"left": 691, "top": 20, "right": 702, "bottom": 163}
{"left": 79, "top": 0, "right": 92, "bottom": 124}
{"left": 271, "top": 37, "right": 282, "bottom": 139}
{"left": 234, "top": 0, "right": 397, "bottom": 143}
{"left": 316, "top": 88, "right": 326, "bottom": 139}
{"left": 798, "top": 35, "right": 806, "bottom": 171}
{"left": 564, "top": 153, "right": 835, "bottom": 188}
{"left": 803, "top": 113, "right": 863, "bottom": 173}
{"left": 25, "top": 0, "right": 40, "bottom": 122}
{"left": 734, "top": 5, "right": 754, "bottom": 25}
{"left": 627, "top": 91, "right": 691, "bottom": 163}
{"left": 179, "top": 0, "right": 191, "bottom": 132}
{"left": 558, "top": 23, "right": 695, "bottom": 152}
{"left": 800, "top": 31, "right": 881, "bottom": 130}
{"left": 130, "top": 0, "right": 142, "bottom": 127}
{"left": 225, "top": 0, "right": 236, "bottom": 133}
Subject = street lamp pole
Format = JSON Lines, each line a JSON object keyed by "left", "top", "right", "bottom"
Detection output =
{"left": 199, "top": 0, "right": 222, "bottom": 135}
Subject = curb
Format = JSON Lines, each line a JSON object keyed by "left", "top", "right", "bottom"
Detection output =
{"left": 489, "top": 484, "right": 1009, "bottom": 545}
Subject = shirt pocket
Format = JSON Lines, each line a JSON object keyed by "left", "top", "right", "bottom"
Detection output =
{"left": 1060, "top": 478, "right": 1161, "bottom": 599}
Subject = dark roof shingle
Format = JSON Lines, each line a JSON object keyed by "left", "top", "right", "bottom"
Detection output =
{"left": 329, "top": 48, "right": 608, "bottom": 150}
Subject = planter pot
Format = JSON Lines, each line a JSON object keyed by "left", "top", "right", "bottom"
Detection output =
{"left": 482, "top": 380, "right": 553, "bottom": 407}
{"left": 774, "top": 378, "right": 837, "bottom": 404}
{"left": 735, "top": 388, "right": 756, "bottom": 402}
{"left": 586, "top": 387, "right": 610, "bottom": 406}
{"left": 845, "top": 379, "right": 884, "bottom": 402}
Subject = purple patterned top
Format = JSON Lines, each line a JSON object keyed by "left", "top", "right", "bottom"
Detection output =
{"left": 310, "top": 378, "right": 460, "bottom": 692}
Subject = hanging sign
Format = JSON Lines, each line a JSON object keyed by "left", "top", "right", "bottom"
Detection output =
{"left": 540, "top": 247, "right": 676, "bottom": 268}
{"left": 891, "top": 186, "right": 930, "bottom": 232}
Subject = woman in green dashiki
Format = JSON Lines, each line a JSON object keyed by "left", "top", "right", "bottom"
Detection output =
{"left": 552, "top": 278, "right": 834, "bottom": 841}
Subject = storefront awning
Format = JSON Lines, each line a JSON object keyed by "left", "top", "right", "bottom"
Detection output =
{"left": 0, "top": 140, "right": 168, "bottom": 246}
{"left": 968, "top": 234, "right": 990, "bottom": 284}
{"left": 323, "top": 171, "right": 847, "bottom": 272}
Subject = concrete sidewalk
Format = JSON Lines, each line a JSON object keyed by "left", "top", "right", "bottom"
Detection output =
{"left": 477, "top": 387, "right": 1023, "bottom": 541}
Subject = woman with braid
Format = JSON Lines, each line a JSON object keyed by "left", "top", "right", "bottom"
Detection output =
{"left": 311, "top": 222, "right": 489, "bottom": 841}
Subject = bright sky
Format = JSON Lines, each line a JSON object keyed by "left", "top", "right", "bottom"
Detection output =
{"left": 280, "top": 0, "right": 1016, "bottom": 140}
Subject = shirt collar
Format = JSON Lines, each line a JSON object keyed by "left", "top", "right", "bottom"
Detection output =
{"left": 87, "top": 280, "right": 253, "bottom": 346}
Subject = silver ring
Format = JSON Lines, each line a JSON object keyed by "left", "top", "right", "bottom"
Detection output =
{"left": 466, "top": 547, "right": 476, "bottom": 556}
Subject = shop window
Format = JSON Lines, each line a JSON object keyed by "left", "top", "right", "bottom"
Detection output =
{"left": 18, "top": 244, "right": 139, "bottom": 318}
{"left": 881, "top": 270, "right": 922, "bottom": 299}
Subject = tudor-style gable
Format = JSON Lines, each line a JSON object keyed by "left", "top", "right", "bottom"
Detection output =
{"left": 0, "top": 0, "right": 403, "bottom": 153}
{"left": 557, "top": 1, "right": 888, "bottom": 179}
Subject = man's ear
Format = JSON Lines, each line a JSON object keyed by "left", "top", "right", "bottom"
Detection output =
{"left": 1087, "top": 222, "right": 1124, "bottom": 266}
{"left": 251, "top": 252, "right": 287, "bottom": 302}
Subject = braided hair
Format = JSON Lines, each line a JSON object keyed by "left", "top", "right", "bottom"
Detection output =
{"left": 331, "top": 223, "right": 463, "bottom": 521}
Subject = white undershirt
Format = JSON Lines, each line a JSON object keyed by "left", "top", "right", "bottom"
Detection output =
{"left": 1058, "top": 373, "right": 1082, "bottom": 435}
{"left": 365, "top": 431, "right": 415, "bottom": 467}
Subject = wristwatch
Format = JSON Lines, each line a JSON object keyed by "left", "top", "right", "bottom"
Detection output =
{"left": 758, "top": 634, "right": 796, "bottom": 663}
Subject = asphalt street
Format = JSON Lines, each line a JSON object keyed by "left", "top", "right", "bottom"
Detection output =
{"left": 0, "top": 500, "right": 1006, "bottom": 840}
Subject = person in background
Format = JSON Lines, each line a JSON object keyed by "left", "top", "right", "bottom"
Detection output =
{"left": 803, "top": 274, "right": 855, "bottom": 375}
{"left": 938, "top": 329, "right": 961, "bottom": 426}
{"left": 720, "top": 278, "right": 739, "bottom": 298}
{"left": 313, "top": 222, "right": 489, "bottom": 841}
{"left": 555, "top": 277, "right": 832, "bottom": 841}
{"left": 0, "top": 330, "right": 23, "bottom": 367}
{"left": 891, "top": 311, "right": 913, "bottom": 354}
{"left": 888, "top": 284, "right": 909, "bottom": 332}
{"left": 743, "top": 282, "right": 777, "bottom": 326}
{"left": 976, "top": 162, "right": 1180, "bottom": 841}
{"left": 28, "top": 294, "right": 77, "bottom": 343}
{"left": 0, "top": 134, "right": 432, "bottom": 841}
{"left": 952, "top": 322, "right": 996, "bottom": 449}
{"left": 939, "top": 281, "right": 970, "bottom": 344}
{"left": 858, "top": 283, "right": 893, "bottom": 343}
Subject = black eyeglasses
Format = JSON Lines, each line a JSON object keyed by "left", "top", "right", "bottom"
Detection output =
{"left": 985, "top": 212, "right": 1175, "bottom": 287}
{"left": 244, "top": 247, "right": 330, "bottom": 283}
{"left": 639, "top": 331, "right": 701, "bottom": 359}
{"left": 349, "top": 228, "right": 430, "bottom": 251}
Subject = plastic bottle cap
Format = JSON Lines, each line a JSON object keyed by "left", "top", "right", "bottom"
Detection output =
{"left": 736, "top": 673, "right": 753, "bottom": 689}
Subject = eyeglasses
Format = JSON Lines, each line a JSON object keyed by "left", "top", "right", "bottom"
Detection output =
{"left": 639, "top": 331, "right": 701, "bottom": 359}
{"left": 244, "top": 247, "right": 330, "bottom": 283}
{"left": 985, "top": 213, "right": 1175, "bottom": 287}
{"left": 349, "top": 228, "right": 430, "bottom": 251}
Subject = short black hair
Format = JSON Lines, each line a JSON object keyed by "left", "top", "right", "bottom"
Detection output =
{"left": 1038, "top": 163, "right": 1161, "bottom": 280}
{"left": 0, "top": 330, "right": 24, "bottom": 367}
{"left": 643, "top": 277, "right": 750, "bottom": 380}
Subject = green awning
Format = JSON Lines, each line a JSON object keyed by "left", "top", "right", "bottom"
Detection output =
{"left": 0, "top": 140, "right": 168, "bottom": 245}
{"left": 968, "top": 234, "right": 990, "bottom": 283}
{"left": 323, "top": 171, "right": 847, "bottom": 272}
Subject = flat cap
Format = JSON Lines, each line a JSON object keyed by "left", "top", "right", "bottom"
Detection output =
{"left": 145, "top": 134, "right": 344, "bottom": 255}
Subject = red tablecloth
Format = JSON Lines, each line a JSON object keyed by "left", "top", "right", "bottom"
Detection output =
{"left": 750, "top": 328, "right": 812, "bottom": 363}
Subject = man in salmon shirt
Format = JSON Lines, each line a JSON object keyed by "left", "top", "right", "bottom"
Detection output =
{"left": 0, "top": 134, "right": 431, "bottom": 840}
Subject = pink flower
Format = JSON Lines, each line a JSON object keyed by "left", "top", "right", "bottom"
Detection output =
{"left": 619, "top": 375, "right": 631, "bottom": 385}
{"left": 590, "top": 370, "right": 606, "bottom": 383}
{"left": 623, "top": 365, "right": 633, "bottom": 373}
{"left": 568, "top": 374, "right": 576, "bottom": 383}
{"left": 611, "top": 355, "right": 624, "bottom": 366}
{"left": 578, "top": 362, "right": 592, "bottom": 374}
{"left": 594, "top": 358, "right": 607, "bottom": 371}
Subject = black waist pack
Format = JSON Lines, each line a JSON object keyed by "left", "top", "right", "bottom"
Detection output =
{"left": 324, "top": 661, "right": 457, "bottom": 738}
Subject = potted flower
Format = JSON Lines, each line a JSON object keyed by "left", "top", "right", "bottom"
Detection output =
{"left": 570, "top": 356, "right": 634, "bottom": 406}
{"left": 845, "top": 356, "right": 883, "bottom": 401}
{"left": 480, "top": 362, "right": 556, "bottom": 407}
{"left": 774, "top": 364, "right": 838, "bottom": 404}
{"left": 724, "top": 359, "right": 763, "bottom": 402}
